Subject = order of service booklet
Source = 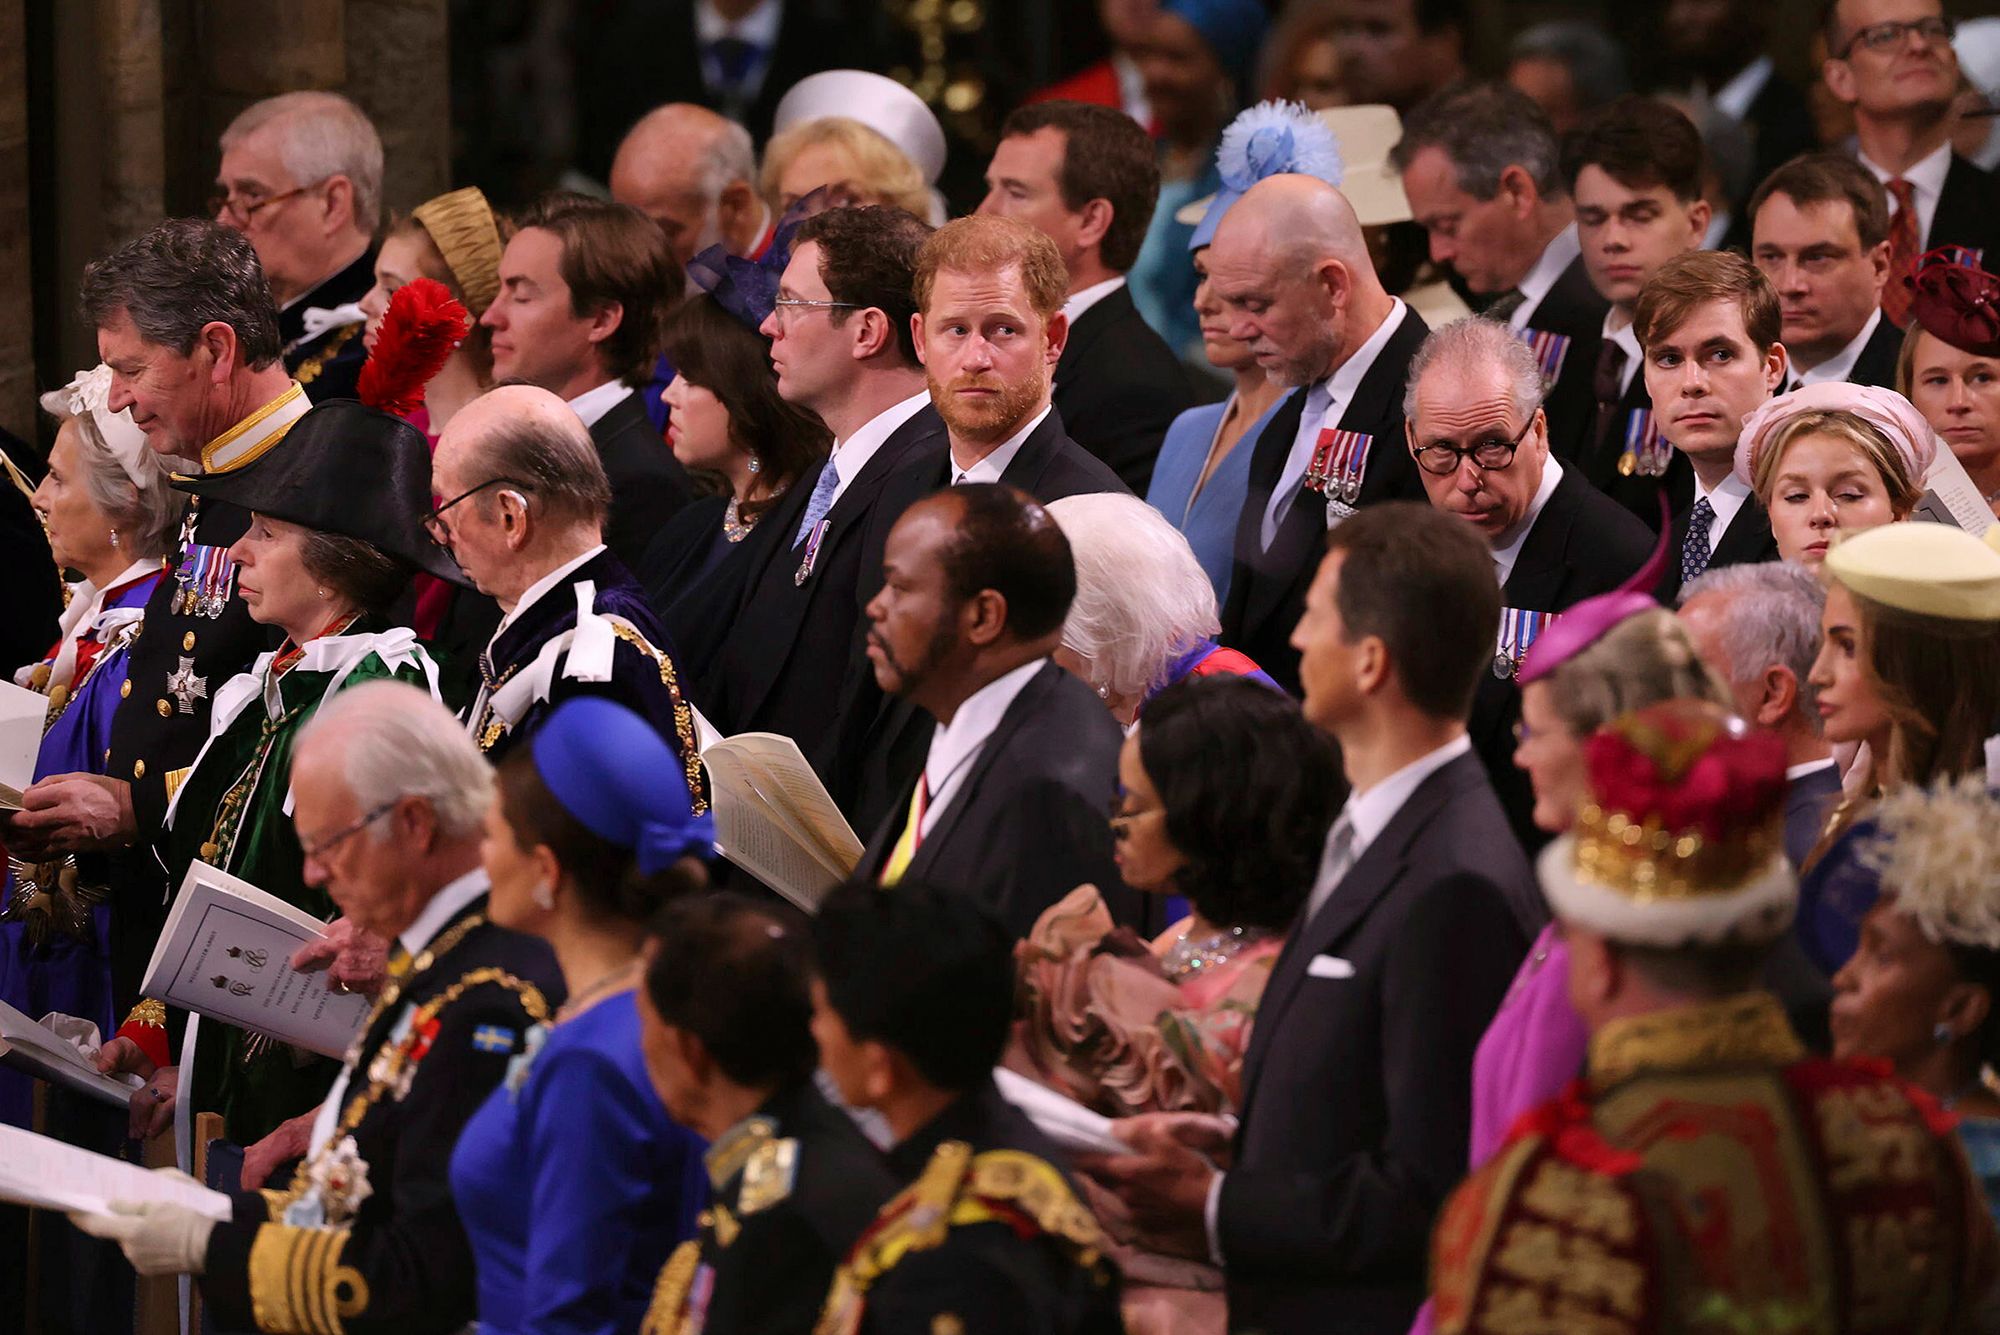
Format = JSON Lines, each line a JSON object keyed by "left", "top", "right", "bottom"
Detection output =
{"left": 0, "top": 1121, "right": 231, "bottom": 1221}
{"left": 0, "top": 1000, "right": 144, "bottom": 1109}
{"left": 140, "top": 861, "right": 372, "bottom": 1059}
{"left": 701, "top": 732, "right": 864, "bottom": 913}
{"left": 0, "top": 678, "right": 49, "bottom": 809}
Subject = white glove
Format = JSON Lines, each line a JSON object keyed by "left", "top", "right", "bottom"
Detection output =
{"left": 69, "top": 1198, "right": 214, "bottom": 1276}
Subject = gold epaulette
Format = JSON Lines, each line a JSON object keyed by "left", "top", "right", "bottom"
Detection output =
{"left": 604, "top": 620, "right": 707, "bottom": 814}
{"left": 247, "top": 1222, "right": 370, "bottom": 1335}
{"left": 639, "top": 1239, "right": 701, "bottom": 1335}
{"left": 961, "top": 1150, "right": 1105, "bottom": 1262}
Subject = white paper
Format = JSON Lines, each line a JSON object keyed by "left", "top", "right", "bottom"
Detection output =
{"left": 0, "top": 679, "right": 48, "bottom": 809}
{"left": 1917, "top": 443, "right": 1997, "bottom": 535}
{"left": 0, "top": 1121, "right": 232, "bottom": 1221}
{"left": 992, "top": 1067, "right": 1129, "bottom": 1156}
{"left": 703, "top": 733, "right": 863, "bottom": 912}
{"left": 141, "top": 862, "right": 371, "bottom": 1059}
{"left": 0, "top": 1001, "right": 143, "bottom": 1109}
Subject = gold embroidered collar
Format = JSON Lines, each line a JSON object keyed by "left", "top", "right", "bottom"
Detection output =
{"left": 202, "top": 382, "right": 309, "bottom": 474}
{"left": 1588, "top": 991, "right": 1805, "bottom": 1091}
{"left": 704, "top": 1114, "right": 776, "bottom": 1189}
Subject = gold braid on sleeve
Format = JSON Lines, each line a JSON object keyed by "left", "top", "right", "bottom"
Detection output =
{"left": 247, "top": 1223, "right": 370, "bottom": 1335}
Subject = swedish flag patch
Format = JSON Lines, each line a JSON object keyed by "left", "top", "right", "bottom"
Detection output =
{"left": 471, "top": 1024, "right": 517, "bottom": 1054}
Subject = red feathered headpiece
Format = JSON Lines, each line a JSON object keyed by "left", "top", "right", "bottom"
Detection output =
{"left": 355, "top": 278, "right": 469, "bottom": 419}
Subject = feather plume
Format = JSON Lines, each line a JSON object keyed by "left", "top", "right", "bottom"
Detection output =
{"left": 1861, "top": 775, "right": 2000, "bottom": 949}
{"left": 355, "top": 278, "right": 468, "bottom": 418}
{"left": 1216, "top": 101, "right": 1344, "bottom": 193}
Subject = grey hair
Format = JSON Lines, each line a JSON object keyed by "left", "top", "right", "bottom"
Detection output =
{"left": 299, "top": 679, "right": 494, "bottom": 841}
{"left": 1678, "top": 560, "right": 1828, "bottom": 722}
{"left": 36, "top": 394, "right": 183, "bottom": 560}
{"left": 471, "top": 401, "right": 613, "bottom": 530}
{"left": 1507, "top": 22, "right": 1631, "bottom": 115}
{"left": 1403, "top": 317, "right": 1545, "bottom": 425}
{"left": 80, "top": 219, "right": 283, "bottom": 366}
{"left": 1045, "top": 492, "right": 1219, "bottom": 700}
{"left": 1390, "top": 81, "right": 1563, "bottom": 199}
{"left": 692, "top": 118, "right": 757, "bottom": 200}
{"left": 221, "top": 91, "right": 385, "bottom": 231}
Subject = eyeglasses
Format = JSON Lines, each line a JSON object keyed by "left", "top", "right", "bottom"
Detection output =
{"left": 207, "top": 180, "right": 325, "bottom": 227}
{"left": 1409, "top": 409, "right": 1540, "bottom": 477}
{"left": 1840, "top": 15, "right": 1954, "bottom": 57}
{"left": 771, "top": 296, "right": 863, "bottom": 322}
{"left": 423, "top": 477, "right": 532, "bottom": 545}
{"left": 300, "top": 800, "right": 398, "bottom": 862}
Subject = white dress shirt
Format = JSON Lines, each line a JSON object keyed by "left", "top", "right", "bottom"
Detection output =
{"left": 307, "top": 869, "right": 492, "bottom": 1157}
{"left": 952, "top": 405, "right": 1051, "bottom": 486}
{"left": 826, "top": 389, "right": 931, "bottom": 511}
{"left": 566, "top": 379, "right": 633, "bottom": 430}
{"left": 1262, "top": 299, "right": 1410, "bottom": 549}
{"left": 1490, "top": 456, "right": 1565, "bottom": 589}
{"left": 1598, "top": 312, "right": 1644, "bottom": 400}
{"left": 1861, "top": 141, "right": 1953, "bottom": 250}
{"left": 493, "top": 544, "right": 606, "bottom": 640}
{"left": 1690, "top": 470, "right": 1754, "bottom": 559}
{"left": 916, "top": 658, "right": 1045, "bottom": 838}
{"left": 1205, "top": 732, "right": 1475, "bottom": 1261}
{"left": 1061, "top": 276, "right": 1127, "bottom": 326}
{"left": 1510, "top": 225, "right": 1581, "bottom": 332}
{"left": 1787, "top": 757, "right": 1838, "bottom": 783}
{"left": 1794, "top": 308, "right": 1883, "bottom": 387}
{"left": 1709, "top": 55, "right": 1774, "bottom": 121}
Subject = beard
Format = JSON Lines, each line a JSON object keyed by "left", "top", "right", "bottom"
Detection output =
{"left": 869, "top": 610, "right": 962, "bottom": 702}
{"left": 927, "top": 366, "right": 1049, "bottom": 447}
{"left": 1263, "top": 324, "right": 1344, "bottom": 389}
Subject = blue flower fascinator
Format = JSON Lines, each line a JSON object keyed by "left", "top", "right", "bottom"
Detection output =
{"left": 685, "top": 187, "right": 833, "bottom": 330}
{"left": 1188, "top": 101, "right": 1346, "bottom": 251}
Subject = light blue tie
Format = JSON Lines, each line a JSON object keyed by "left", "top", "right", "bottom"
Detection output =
{"left": 793, "top": 462, "right": 840, "bottom": 548}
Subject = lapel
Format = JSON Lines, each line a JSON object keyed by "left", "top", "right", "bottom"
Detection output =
{"left": 903, "top": 662, "right": 1057, "bottom": 880}
{"left": 1501, "top": 470, "right": 1584, "bottom": 611}
{"left": 1220, "top": 387, "right": 1306, "bottom": 636}
{"left": 352, "top": 896, "right": 487, "bottom": 1063}
{"left": 1522, "top": 255, "right": 1609, "bottom": 337}
{"left": 997, "top": 411, "right": 1068, "bottom": 496}
{"left": 1929, "top": 155, "right": 1995, "bottom": 255}
{"left": 1054, "top": 289, "right": 1126, "bottom": 386}
{"left": 1710, "top": 493, "right": 1777, "bottom": 567}
{"left": 1848, "top": 314, "right": 1903, "bottom": 389}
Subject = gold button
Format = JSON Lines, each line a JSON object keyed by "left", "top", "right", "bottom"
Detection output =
{"left": 120, "top": 680, "right": 132, "bottom": 698}
{"left": 133, "top": 759, "right": 146, "bottom": 779}
{"left": 199, "top": 841, "right": 219, "bottom": 861}
{"left": 182, "top": 632, "right": 196, "bottom": 651}
{"left": 156, "top": 699, "right": 172, "bottom": 718}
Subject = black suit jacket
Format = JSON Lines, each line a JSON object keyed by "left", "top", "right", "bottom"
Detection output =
{"left": 1519, "top": 254, "right": 1610, "bottom": 466}
{"left": 1221, "top": 751, "right": 1532, "bottom": 1334}
{"left": 1742, "top": 75, "right": 1821, "bottom": 211}
{"left": 1051, "top": 284, "right": 1198, "bottom": 494}
{"left": 1654, "top": 479, "right": 1781, "bottom": 604}
{"left": 283, "top": 249, "right": 374, "bottom": 403}
{"left": 1846, "top": 311, "right": 1905, "bottom": 389}
{"left": 852, "top": 661, "right": 1131, "bottom": 938}
{"left": 1219, "top": 307, "right": 1431, "bottom": 696}
{"left": 1926, "top": 154, "right": 2000, "bottom": 262}
{"left": 1472, "top": 466, "right": 1655, "bottom": 850}
{"left": 1577, "top": 359, "right": 1690, "bottom": 528}
{"left": 589, "top": 391, "right": 696, "bottom": 575}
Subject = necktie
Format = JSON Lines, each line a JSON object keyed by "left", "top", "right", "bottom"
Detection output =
{"left": 706, "top": 37, "right": 761, "bottom": 93}
{"left": 1264, "top": 381, "right": 1335, "bottom": 551}
{"left": 793, "top": 461, "right": 840, "bottom": 548}
{"left": 1302, "top": 812, "right": 1357, "bottom": 925}
{"left": 1681, "top": 497, "right": 1716, "bottom": 587}
{"left": 1883, "top": 178, "right": 1919, "bottom": 327}
{"left": 1592, "top": 339, "right": 1628, "bottom": 450}
{"left": 880, "top": 774, "right": 930, "bottom": 886}
{"left": 1484, "top": 289, "right": 1527, "bottom": 323}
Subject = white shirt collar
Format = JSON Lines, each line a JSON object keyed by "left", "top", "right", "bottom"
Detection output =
{"left": 1340, "top": 734, "right": 1474, "bottom": 856}
{"left": 1860, "top": 141, "right": 1953, "bottom": 245}
{"left": 1786, "top": 756, "right": 1837, "bottom": 782}
{"left": 1490, "top": 455, "right": 1565, "bottom": 587}
{"left": 566, "top": 379, "right": 634, "bottom": 430}
{"left": 1709, "top": 55, "right": 1774, "bottom": 121}
{"left": 1511, "top": 225, "right": 1581, "bottom": 331}
{"left": 398, "top": 867, "right": 491, "bottom": 959}
{"left": 1703, "top": 209, "right": 1735, "bottom": 251}
{"left": 952, "top": 404, "right": 1051, "bottom": 486}
{"left": 695, "top": 0, "right": 781, "bottom": 46}
{"left": 1691, "top": 470, "right": 1754, "bottom": 556}
{"left": 1795, "top": 308, "right": 1883, "bottom": 385}
{"left": 828, "top": 389, "right": 931, "bottom": 505}
{"left": 494, "top": 543, "right": 607, "bottom": 639}
{"left": 918, "top": 658, "right": 1047, "bottom": 836}
{"left": 1061, "top": 276, "right": 1126, "bottom": 325}
{"left": 1599, "top": 312, "right": 1644, "bottom": 398}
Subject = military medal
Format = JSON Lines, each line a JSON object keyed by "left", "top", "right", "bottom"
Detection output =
{"left": 1616, "top": 409, "right": 1671, "bottom": 479}
{"left": 1516, "top": 328, "right": 1573, "bottom": 387}
{"left": 1306, "top": 427, "right": 1373, "bottom": 531}
{"left": 795, "top": 518, "right": 830, "bottom": 586}
{"left": 1493, "top": 606, "right": 1557, "bottom": 680}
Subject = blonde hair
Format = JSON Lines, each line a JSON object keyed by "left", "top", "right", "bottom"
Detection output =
{"left": 1750, "top": 409, "right": 1922, "bottom": 517}
{"left": 760, "top": 117, "right": 931, "bottom": 219}
{"left": 1542, "top": 608, "right": 1731, "bottom": 738}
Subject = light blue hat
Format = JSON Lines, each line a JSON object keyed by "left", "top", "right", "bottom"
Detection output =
{"left": 1187, "top": 100, "right": 1346, "bottom": 251}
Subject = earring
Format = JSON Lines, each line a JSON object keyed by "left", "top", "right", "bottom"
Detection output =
{"left": 1935, "top": 1022, "right": 1956, "bottom": 1046}
{"left": 532, "top": 880, "right": 555, "bottom": 911}
{"left": 109, "top": 528, "right": 120, "bottom": 549}
{"left": 747, "top": 454, "right": 763, "bottom": 475}
{"left": 316, "top": 586, "right": 330, "bottom": 600}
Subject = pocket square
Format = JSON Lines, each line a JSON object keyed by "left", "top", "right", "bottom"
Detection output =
{"left": 1306, "top": 954, "right": 1355, "bottom": 979}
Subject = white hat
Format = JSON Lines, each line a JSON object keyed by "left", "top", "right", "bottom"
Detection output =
{"left": 39, "top": 365, "right": 154, "bottom": 491}
{"left": 772, "top": 71, "right": 948, "bottom": 185}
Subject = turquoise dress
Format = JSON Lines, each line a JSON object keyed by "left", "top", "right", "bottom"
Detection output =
{"left": 1146, "top": 392, "right": 1286, "bottom": 607}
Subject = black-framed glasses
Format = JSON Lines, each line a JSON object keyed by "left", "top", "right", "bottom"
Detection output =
{"left": 300, "top": 800, "right": 398, "bottom": 862}
{"left": 1840, "top": 15, "right": 1953, "bottom": 57}
{"left": 207, "top": 180, "right": 324, "bottom": 227}
{"left": 423, "top": 477, "right": 532, "bottom": 544}
{"left": 1409, "top": 409, "right": 1541, "bottom": 477}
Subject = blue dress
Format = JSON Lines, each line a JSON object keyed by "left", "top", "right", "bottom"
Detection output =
{"left": 1146, "top": 393, "right": 1285, "bottom": 607}
{"left": 449, "top": 989, "right": 709, "bottom": 1335}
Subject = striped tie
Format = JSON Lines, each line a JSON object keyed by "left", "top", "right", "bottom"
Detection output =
{"left": 879, "top": 774, "right": 930, "bottom": 886}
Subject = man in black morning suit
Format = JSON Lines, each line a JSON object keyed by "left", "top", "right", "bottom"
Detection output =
{"left": 1081, "top": 505, "right": 1534, "bottom": 1334}
{"left": 851, "top": 485, "right": 1128, "bottom": 938}
{"left": 1208, "top": 174, "right": 1430, "bottom": 697}
{"left": 1393, "top": 82, "right": 1607, "bottom": 462}
{"left": 710, "top": 207, "right": 946, "bottom": 765}
{"left": 71, "top": 684, "right": 564, "bottom": 1335}
{"left": 980, "top": 101, "right": 1197, "bottom": 493}
{"left": 1403, "top": 319, "right": 1652, "bottom": 849}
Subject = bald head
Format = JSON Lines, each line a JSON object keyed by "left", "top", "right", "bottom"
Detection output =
{"left": 610, "top": 104, "right": 764, "bottom": 267}
{"left": 1204, "top": 174, "right": 1393, "bottom": 387}
{"left": 433, "top": 384, "right": 610, "bottom": 560}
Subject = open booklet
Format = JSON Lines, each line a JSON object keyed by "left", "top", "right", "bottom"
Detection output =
{"left": 0, "top": 678, "right": 49, "bottom": 809}
{"left": 0, "top": 1121, "right": 232, "bottom": 1221}
{"left": 991, "top": 1067, "right": 1129, "bottom": 1156}
{"left": 1916, "top": 444, "right": 1997, "bottom": 536}
{"left": 0, "top": 1000, "right": 143, "bottom": 1110}
{"left": 140, "top": 861, "right": 374, "bottom": 1060}
{"left": 701, "top": 732, "right": 863, "bottom": 913}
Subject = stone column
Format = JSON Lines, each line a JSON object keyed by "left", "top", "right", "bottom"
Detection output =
{"left": 346, "top": 0, "right": 451, "bottom": 216}
{"left": 0, "top": 0, "right": 33, "bottom": 443}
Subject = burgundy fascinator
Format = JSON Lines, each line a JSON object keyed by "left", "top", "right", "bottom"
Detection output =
{"left": 1908, "top": 246, "right": 2000, "bottom": 358}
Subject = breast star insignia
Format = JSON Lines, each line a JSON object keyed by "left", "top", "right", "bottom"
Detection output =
{"left": 166, "top": 656, "right": 209, "bottom": 715}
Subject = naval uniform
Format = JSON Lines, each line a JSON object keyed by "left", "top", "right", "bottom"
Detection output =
{"left": 200, "top": 887, "right": 565, "bottom": 1335}
{"left": 815, "top": 1078, "right": 1122, "bottom": 1335}
{"left": 641, "top": 1079, "right": 899, "bottom": 1335}
{"left": 282, "top": 250, "right": 375, "bottom": 404}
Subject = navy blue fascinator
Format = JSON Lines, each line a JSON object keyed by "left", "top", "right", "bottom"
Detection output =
{"left": 685, "top": 187, "right": 832, "bottom": 329}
